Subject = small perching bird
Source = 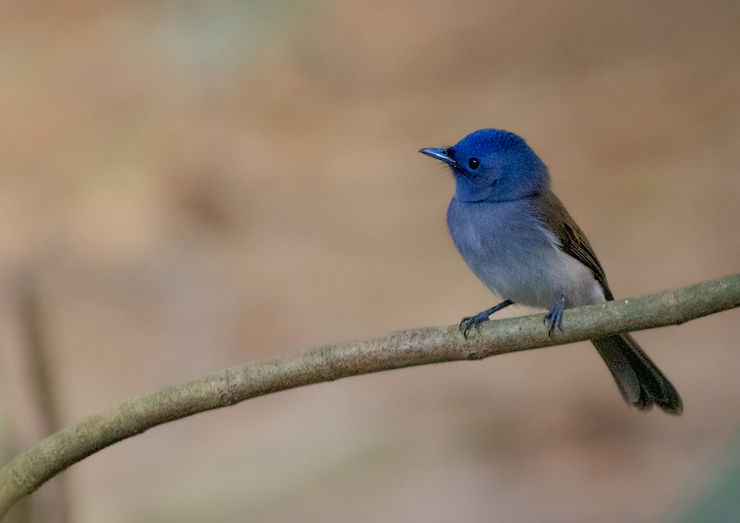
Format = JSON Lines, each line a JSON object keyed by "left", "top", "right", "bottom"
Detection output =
{"left": 420, "top": 129, "right": 682, "bottom": 414}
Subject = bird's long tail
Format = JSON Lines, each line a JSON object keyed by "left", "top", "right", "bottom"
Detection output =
{"left": 592, "top": 334, "right": 683, "bottom": 415}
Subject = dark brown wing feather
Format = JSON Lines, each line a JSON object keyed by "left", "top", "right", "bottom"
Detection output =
{"left": 531, "top": 189, "right": 683, "bottom": 414}
{"left": 533, "top": 190, "right": 614, "bottom": 300}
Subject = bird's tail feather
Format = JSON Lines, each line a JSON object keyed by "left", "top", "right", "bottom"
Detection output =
{"left": 592, "top": 334, "right": 683, "bottom": 415}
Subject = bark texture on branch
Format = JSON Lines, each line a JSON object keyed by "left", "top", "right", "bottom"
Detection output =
{"left": 0, "top": 274, "right": 738, "bottom": 518}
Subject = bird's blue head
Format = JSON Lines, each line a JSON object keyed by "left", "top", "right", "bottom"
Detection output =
{"left": 420, "top": 129, "right": 549, "bottom": 202}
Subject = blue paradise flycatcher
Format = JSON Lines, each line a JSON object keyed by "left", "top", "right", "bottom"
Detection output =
{"left": 420, "top": 129, "right": 682, "bottom": 414}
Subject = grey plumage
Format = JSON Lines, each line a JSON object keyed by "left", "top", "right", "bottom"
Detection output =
{"left": 421, "top": 128, "right": 683, "bottom": 414}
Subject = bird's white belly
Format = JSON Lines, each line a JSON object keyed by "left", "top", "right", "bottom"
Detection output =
{"left": 452, "top": 211, "right": 606, "bottom": 310}
{"left": 474, "top": 244, "right": 605, "bottom": 309}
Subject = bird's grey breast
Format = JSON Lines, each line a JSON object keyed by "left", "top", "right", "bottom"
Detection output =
{"left": 446, "top": 196, "right": 600, "bottom": 308}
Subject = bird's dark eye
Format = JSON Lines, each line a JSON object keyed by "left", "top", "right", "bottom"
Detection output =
{"left": 468, "top": 157, "right": 480, "bottom": 170}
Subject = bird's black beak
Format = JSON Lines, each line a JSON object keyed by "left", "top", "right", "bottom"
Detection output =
{"left": 419, "top": 147, "right": 457, "bottom": 167}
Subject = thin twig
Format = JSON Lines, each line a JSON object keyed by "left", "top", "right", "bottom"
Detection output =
{"left": 17, "top": 276, "right": 71, "bottom": 523}
{"left": 0, "top": 274, "right": 738, "bottom": 518}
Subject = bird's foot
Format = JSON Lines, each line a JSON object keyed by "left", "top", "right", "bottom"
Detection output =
{"left": 459, "top": 300, "right": 515, "bottom": 339}
{"left": 459, "top": 311, "right": 491, "bottom": 339}
{"left": 544, "top": 296, "right": 565, "bottom": 337}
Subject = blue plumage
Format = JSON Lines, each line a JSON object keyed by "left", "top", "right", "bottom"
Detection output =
{"left": 420, "top": 129, "right": 682, "bottom": 414}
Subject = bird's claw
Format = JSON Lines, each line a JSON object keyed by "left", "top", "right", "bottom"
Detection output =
{"left": 544, "top": 296, "right": 565, "bottom": 337}
{"left": 459, "top": 312, "right": 490, "bottom": 339}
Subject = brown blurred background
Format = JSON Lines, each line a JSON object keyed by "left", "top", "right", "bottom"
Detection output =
{"left": 1, "top": 1, "right": 739, "bottom": 522}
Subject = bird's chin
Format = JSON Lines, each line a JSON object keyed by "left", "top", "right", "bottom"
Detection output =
{"left": 455, "top": 184, "right": 495, "bottom": 203}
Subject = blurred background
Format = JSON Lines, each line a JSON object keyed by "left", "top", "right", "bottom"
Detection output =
{"left": 1, "top": 1, "right": 739, "bottom": 522}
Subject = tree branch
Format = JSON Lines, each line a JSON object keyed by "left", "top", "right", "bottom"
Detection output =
{"left": 1, "top": 274, "right": 738, "bottom": 518}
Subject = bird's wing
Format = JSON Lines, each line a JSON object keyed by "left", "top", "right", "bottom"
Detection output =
{"left": 534, "top": 190, "right": 614, "bottom": 300}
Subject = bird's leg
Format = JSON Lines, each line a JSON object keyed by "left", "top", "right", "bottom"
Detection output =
{"left": 544, "top": 295, "right": 565, "bottom": 336}
{"left": 459, "top": 299, "right": 514, "bottom": 338}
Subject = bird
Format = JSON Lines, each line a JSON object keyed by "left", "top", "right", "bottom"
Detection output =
{"left": 419, "top": 129, "right": 682, "bottom": 414}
